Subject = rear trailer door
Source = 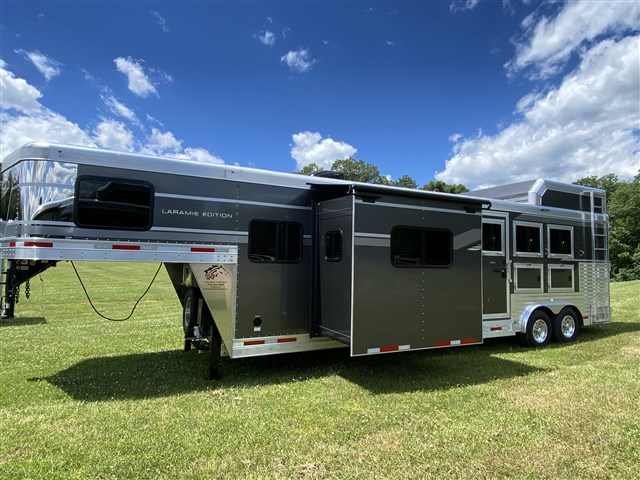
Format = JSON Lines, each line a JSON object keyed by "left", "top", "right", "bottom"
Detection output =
{"left": 349, "top": 198, "right": 484, "bottom": 356}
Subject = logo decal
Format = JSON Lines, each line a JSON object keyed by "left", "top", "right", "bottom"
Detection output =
{"left": 204, "top": 265, "right": 229, "bottom": 281}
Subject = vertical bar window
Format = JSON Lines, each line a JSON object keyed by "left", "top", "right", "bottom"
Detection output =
{"left": 548, "top": 225, "right": 573, "bottom": 258}
{"left": 324, "top": 230, "right": 343, "bottom": 262}
{"left": 249, "top": 220, "right": 303, "bottom": 263}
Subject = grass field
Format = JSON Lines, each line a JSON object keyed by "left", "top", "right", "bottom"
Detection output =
{"left": 0, "top": 262, "right": 638, "bottom": 479}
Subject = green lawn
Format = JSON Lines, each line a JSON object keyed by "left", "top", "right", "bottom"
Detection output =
{"left": 1, "top": 262, "right": 638, "bottom": 479}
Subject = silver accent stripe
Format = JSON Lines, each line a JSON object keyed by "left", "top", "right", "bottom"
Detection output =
{"left": 354, "top": 232, "right": 391, "bottom": 239}
{"left": 355, "top": 199, "right": 479, "bottom": 216}
{"left": 156, "top": 192, "right": 311, "bottom": 211}
{"left": 151, "top": 226, "right": 249, "bottom": 237}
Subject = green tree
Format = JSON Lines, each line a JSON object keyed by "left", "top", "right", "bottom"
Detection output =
{"left": 330, "top": 157, "right": 382, "bottom": 183}
{"left": 295, "top": 163, "right": 322, "bottom": 175}
{"left": 393, "top": 175, "right": 418, "bottom": 189}
{"left": 575, "top": 172, "right": 640, "bottom": 281}
{"left": 421, "top": 180, "right": 469, "bottom": 194}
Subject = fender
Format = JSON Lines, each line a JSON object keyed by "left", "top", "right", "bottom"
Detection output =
{"left": 517, "top": 302, "right": 573, "bottom": 333}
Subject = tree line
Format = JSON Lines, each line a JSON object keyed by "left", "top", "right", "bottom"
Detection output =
{"left": 298, "top": 157, "right": 640, "bottom": 281}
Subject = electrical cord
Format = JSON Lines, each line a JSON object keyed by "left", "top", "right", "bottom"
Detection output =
{"left": 70, "top": 261, "right": 163, "bottom": 321}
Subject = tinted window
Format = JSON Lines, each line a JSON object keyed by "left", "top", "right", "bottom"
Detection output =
{"left": 482, "top": 222, "right": 503, "bottom": 252}
{"left": 324, "top": 230, "right": 343, "bottom": 262}
{"left": 515, "top": 224, "right": 541, "bottom": 255}
{"left": 391, "top": 227, "right": 452, "bottom": 267}
{"left": 249, "top": 220, "right": 302, "bottom": 263}
{"left": 75, "top": 176, "right": 153, "bottom": 230}
{"left": 549, "top": 227, "right": 572, "bottom": 256}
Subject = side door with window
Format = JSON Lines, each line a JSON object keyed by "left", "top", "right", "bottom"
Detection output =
{"left": 482, "top": 215, "right": 510, "bottom": 318}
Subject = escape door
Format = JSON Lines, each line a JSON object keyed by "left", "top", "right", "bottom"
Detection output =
{"left": 482, "top": 214, "right": 510, "bottom": 318}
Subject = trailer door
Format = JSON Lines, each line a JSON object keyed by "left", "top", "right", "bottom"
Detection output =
{"left": 482, "top": 214, "right": 510, "bottom": 318}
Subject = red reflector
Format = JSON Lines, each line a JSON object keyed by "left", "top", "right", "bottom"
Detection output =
{"left": 112, "top": 245, "right": 141, "bottom": 250}
{"left": 380, "top": 345, "right": 399, "bottom": 352}
{"left": 277, "top": 337, "right": 297, "bottom": 343}
{"left": 490, "top": 326, "right": 502, "bottom": 331}
{"left": 191, "top": 247, "right": 215, "bottom": 252}
{"left": 461, "top": 338, "right": 477, "bottom": 345}
{"left": 434, "top": 341, "right": 450, "bottom": 347}
{"left": 9, "top": 241, "right": 16, "bottom": 247}
{"left": 244, "top": 340, "right": 265, "bottom": 346}
{"left": 24, "top": 241, "right": 53, "bottom": 248}
{"left": 582, "top": 315, "right": 589, "bottom": 319}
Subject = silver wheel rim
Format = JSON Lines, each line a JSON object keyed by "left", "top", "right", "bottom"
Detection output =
{"left": 532, "top": 318, "right": 549, "bottom": 343}
{"left": 560, "top": 315, "right": 576, "bottom": 338}
{"left": 183, "top": 297, "right": 192, "bottom": 331}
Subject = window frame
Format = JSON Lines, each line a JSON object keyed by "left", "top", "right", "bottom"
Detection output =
{"left": 324, "top": 230, "right": 344, "bottom": 262}
{"left": 513, "top": 263, "right": 544, "bottom": 293}
{"left": 74, "top": 175, "right": 154, "bottom": 231}
{"left": 547, "top": 224, "right": 574, "bottom": 259}
{"left": 482, "top": 219, "right": 505, "bottom": 256}
{"left": 548, "top": 264, "right": 575, "bottom": 292}
{"left": 513, "top": 221, "right": 543, "bottom": 258}
{"left": 248, "top": 219, "right": 303, "bottom": 264}
{"left": 390, "top": 225, "right": 453, "bottom": 268}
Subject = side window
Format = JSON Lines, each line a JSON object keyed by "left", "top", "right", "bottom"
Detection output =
{"left": 391, "top": 226, "right": 452, "bottom": 267}
{"left": 249, "top": 220, "right": 302, "bottom": 263}
{"left": 548, "top": 225, "right": 573, "bottom": 257}
{"left": 75, "top": 176, "right": 153, "bottom": 230}
{"left": 482, "top": 221, "right": 503, "bottom": 254}
{"left": 324, "top": 230, "right": 343, "bottom": 262}
{"left": 514, "top": 222, "right": 542, "bottom": 256}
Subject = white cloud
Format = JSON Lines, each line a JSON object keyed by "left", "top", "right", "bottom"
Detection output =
{"left": 506, "top": 0, "right": 640, "bottom": 79}
{"left": 437, "top": 35, "right": 640, "bottom": 188}
{"left": 258, "top": 30, "right": 276, "bottom": 46}
{"left": 93, "top": 119, "right": 135, "bottom": 152}
{"left": 0, "top": 60, "right": 43, "bottom": 113}
{"left": 1, "top": 63, "right": 222, "bottom": 166}
{"left": 175, "top": 147, "right": 224, "bottom": 165}
{"left": 449, "top": 0, "right": 480, "bottom": 13}
{"left": 141, "top": 127, "right": 182, "bottom": 155}
{"left": 150, "top": 11, "right": 170, "bottom": 33}
{"left": 386, "top": 40, "right": 396, "bottom": 46}
{"left": 101, "top": 94, "right": 139, "bottom": 124}
{"left": 114, "top": 57, "right": 158, "bottom": 97}
{"left": 280, "top": 49, "right": 316, "bottom": 73}
{"left": 15, "top": 49, "right": 63, "bottom": 81}
{"left": 290, "top": 131, "right": 357, "bottom": 170}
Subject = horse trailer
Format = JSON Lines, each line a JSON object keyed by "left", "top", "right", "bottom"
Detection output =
{"left": 1, "top": 143, "right": 611, "bottom": 378}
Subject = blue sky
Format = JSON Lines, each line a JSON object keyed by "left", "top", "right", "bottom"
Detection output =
{"left": 1, "top": 1, "right": 638, "bottom": 189}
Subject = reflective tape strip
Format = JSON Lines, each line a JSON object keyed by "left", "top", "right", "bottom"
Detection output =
{"left": 23, "top": 241, "right": 54, "bottom": 248}
{"left": 112, "top": 245, "right": 141, "bottom": 250}
{"left": 191, "top": 247, "right": 216, "bottom": 253}
{"left": 490, "top": 326, "right": 502, "bottom": 331}
{"left": 435, "top": 338, "right": 477, "bottom": 347}
{"left": 277, "top": 337, "right": 297, "bottom": 343}
{"left": 368, "top": 344, "right": 410, "bottom": 354}
{"left": 244, "top": 340, "right": 265, "bottom": 346}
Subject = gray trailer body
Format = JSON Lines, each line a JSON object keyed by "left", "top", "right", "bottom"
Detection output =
{"left": 1, "top": 143, "right": 611, "bottom": 373}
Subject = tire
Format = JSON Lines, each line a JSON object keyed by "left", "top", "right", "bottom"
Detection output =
{"left": 553, "top": 307, "right": 579, "bottom": 343}
{"left": 518, "top": 310, "right": 552, "bottom": 348}
{"left": 182, "top": 288, "right": 199, "bottom": 337}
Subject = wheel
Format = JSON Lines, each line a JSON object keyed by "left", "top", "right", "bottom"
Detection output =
{"left": 553, "top": 307, "right": 579, "bottom": 343}
{"left": 182, "top": 288, "right": 199, "bottom": 337}
{"left": 517, "top": 310, "right": 552, "bottom": 348}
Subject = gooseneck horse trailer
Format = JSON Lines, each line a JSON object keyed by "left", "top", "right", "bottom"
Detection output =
{"left": 1, "top": 143, "right": 611, "bottom": 378}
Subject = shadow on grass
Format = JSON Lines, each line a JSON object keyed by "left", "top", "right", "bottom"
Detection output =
{"left": 0, "top": 316, "right": 47, "bottom": 327}
{"left": 44, "top": 320, "right": 640, "bottom": 402}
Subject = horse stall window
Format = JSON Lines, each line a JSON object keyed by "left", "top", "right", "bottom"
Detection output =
{"left": 324, "top": 230, "right": 343, "bottom": 262}
{"left": 514, "top": 222, "right": 542, "bottom": 257}
{"left": 482, "top": 221, "right": 503, "bottom": 254}
{"left": 249, "top": 220, "right": 303, "bottom": 263}
{"left": 74, "top": 176, "right": 153, "bottom": 230}
{"left": 391, "top": 226, "right": 452, "bottom": 267}
{"left": 548, "top": 225, "right": 573, "bottom": 258}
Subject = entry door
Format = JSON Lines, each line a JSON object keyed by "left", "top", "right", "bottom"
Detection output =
{"left": 482, "top": 216, "right": 510, "bottom": 318}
